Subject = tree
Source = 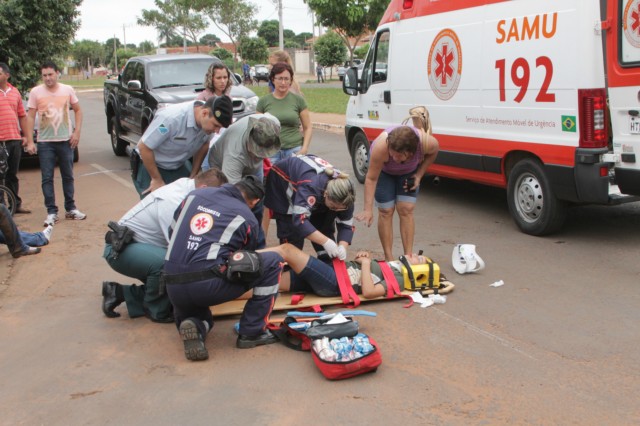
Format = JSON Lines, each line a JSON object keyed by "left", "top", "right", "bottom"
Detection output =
{"left": 0, "top": 0, "right": 81, "bottom": 93}
{"left": 239, "top": 37, "right": 269, "bottom": 64}
{"left": 200, "top": 33, "right": 221, "bottom": 47}
{"left": 314, "top": 32, "right": 347, "bottom": 78}
{"left": 294, "top": 32, "right": 313, "bottom": 48}
{"left": 305, "top": 0, "right": 386, "bottom": 62}
{"left": 354, "top": 42, "right": 370, "bottom": 59}
{"left": 70, "top": 40, "right": 106, "bottom": 71}
{"left": 108, "top": 48, "right": 138, "bottom": 71}
{"left": 138, "top": 0, "right": 207, "bottom": 51}
{"left": 196, "top": 0, "right": 258, "bottom": 66}
{"left": 257, "top": 20, "right": 279, "bottom": 47}
{"left": 211, "top": 48, "right": 232, "bottom": 61}
{"left": 139, "top": 41, "right": 156, "bottom": 54}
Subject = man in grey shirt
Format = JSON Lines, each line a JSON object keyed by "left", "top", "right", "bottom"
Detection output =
{"left": 208, "top": 114, "right": 281, "bottom": 248}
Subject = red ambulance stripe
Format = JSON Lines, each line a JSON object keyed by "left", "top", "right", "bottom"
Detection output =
{"left": 358, "top": 126, "right": 576, "bottom": 188}
{"left": 380, "top": 0, "right": 507, "bottom": 26}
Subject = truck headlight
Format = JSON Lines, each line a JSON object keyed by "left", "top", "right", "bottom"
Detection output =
{"left": 245, "top": 96, "right": 259, "bottom": 112}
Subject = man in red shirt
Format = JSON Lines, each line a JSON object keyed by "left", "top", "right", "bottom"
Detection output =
{"left": 0, "top": 62, "right": 36, "bottom": 214}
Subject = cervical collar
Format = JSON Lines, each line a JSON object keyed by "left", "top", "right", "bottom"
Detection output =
{"left": 452, "top": 244, "right": 485, "bottom": 274}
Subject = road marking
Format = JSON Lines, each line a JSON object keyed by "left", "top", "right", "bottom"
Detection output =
{"left": 90, "top": 164, "right": 134, "bottom": 189}
{"left": 435, "top": 308, "right": 537, "bottom": 360}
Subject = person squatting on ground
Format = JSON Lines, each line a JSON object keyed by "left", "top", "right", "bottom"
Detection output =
{"left": 355, "top": 106, "right": 439, "bottom": 261}
{"left": 26, "top": 61, "right": 86, "bottom": 227}
{"left": 208, "top": 113, "right": 281, "bottom": 248}
{"left": 0, "top": 62, "right": 36, "bottom": 214}
{"left": 0, "top": 204, "right": 52, "bottom": 258}
{"left": 196, "top": 63, "right": 233, "bottom": 172}
{"left": 261, "top": 243, "right": 431, "bottom": 299}
{"left": 101, "top": 169, "right": 227, "bottom": 323}
{"left": 132, "top": 96, "right": 233, "bottom": 198}
{"left": 163, "top": 176, "right": 283, "bottom": 361}
{"left": 264, "top": 154, "right": 356, "bottom": 261}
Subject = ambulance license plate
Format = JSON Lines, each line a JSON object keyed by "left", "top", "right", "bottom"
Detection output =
{"left": 631, "top": 115, "right": 640, "bottom": 134}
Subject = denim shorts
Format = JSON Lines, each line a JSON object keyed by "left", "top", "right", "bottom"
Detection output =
{"left": 288, "top": 256, "right": 340, "bottom": 297}
{"left": 374, "top": 170, "right": 419, "bottom": 209}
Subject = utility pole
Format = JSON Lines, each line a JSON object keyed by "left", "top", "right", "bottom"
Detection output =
{"left": 113, "top": 35, "right": 118, "bottom": 74}
{"left": 123, "top": 24, "right": 127, "bottom": 53}
{"left": 278, "top": 0, "right": 284, "bottom": 50}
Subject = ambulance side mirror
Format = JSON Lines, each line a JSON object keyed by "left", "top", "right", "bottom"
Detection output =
{"left": 342, "top": 67, "right": 359, "bottom": 96}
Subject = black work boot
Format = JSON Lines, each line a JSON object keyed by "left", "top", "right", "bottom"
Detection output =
{"left": 179, "top": 318, "right": 209, "bottom": 361}
{"left": 101, "top": 281, "right": 125, "bottom": 318}
{"left": 236, "top": 329, "right": 279, "bottom": 349}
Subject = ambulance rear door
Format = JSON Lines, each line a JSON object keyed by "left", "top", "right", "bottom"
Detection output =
{"left": 607, "top": 0, "right": 640, "bottom": 196}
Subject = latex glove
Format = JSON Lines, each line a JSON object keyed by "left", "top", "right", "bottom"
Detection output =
{"left": 322, "top": 239, "right": 340, "bottom": 258}
{"left": 336, "top": 245, "right": 347, "bottom": 261}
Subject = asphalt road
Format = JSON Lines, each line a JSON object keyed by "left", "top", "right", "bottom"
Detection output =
{"left": 1, "top": 91, "right": 639, "bottom": 425}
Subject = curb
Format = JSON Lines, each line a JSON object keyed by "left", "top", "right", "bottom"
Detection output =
{"left": 312, "top": 122, "right": 344, "bottom": 135}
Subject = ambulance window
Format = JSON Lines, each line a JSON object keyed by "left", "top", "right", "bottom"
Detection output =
{"left": 372, "top": 31, "right": 390, "bottom": 83}
{"left": 619, "top": 0, "right": 640, "bottom": 65}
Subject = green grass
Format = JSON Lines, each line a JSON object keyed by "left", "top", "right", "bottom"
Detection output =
{"left": 62, "top": 75, "right": 348, "bottom": 114}
{"left": 60, "top": 75, "right": 108, "bottom": 89}
{"left": 250, "top": 85, "right": 348, "bottom": 115}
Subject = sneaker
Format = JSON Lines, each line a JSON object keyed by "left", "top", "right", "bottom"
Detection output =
{"left": 65, "top": 209, "right": 87, "bottom": 220}
{"left": 236, "top": 329, "right": 279, "bottom": 349}
{"left": 12, "top": 246, "right": 41, "bottom": 258}
{"left": 179, "top": 319, "right": 208, "bottom": 361}
{"left": 44, "top": 213, "right": 59, "bottom": 227}
{"left": 42, "top": 225, "right": 54, "bottom": 242}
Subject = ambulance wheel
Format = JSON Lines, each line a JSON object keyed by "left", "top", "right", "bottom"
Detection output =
{"left": 507, "top": 158, "right": 567, "bottom": 236}
{"left": 111, "top": 117, "right": 128, "bottom": 157}
{"left": 351, "top": 132, "right": 369, "bottom": 184}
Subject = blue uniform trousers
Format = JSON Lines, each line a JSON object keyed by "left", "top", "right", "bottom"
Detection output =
{"left": 167, "top": 251, "right": 283, "bottom": 337}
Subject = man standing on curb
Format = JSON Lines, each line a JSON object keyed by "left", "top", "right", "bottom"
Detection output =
{"left": 26, "top": 61, "right": 85, "bottom": 226}
{"left": 0, "top": 62, "right": 36, "bottom": 214}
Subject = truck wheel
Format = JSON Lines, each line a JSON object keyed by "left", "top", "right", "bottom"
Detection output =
{"left": 351, "top": 132, "right": 369, "bottom": 184}
{"left": 507, "top": 158, "right": 567, "bottom": 235}
{"left": 110, "top": 117, "right": 128, "bottom": 156}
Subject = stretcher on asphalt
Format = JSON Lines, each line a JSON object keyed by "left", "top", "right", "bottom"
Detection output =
{"left": 213, "top": 273, "right": 455, "bottom": 317}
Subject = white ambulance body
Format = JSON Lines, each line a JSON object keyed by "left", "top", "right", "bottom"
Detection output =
{"left": 343, "top": 0, "right": 640, "bottom": 235}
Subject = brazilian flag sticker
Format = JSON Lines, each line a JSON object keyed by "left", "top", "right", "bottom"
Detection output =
{"left": 562, "top": 115, "right": 576, "bottom": 132}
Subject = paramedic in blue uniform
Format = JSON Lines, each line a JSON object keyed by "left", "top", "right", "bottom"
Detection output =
{"left": 133, "top": 96, "right": 233, "bottom": 198}
{"left": 264, "top": 154, "right": 356, "bottom": 261}
{"left": 163, "top": 176, "right": 283, "bottom": 361}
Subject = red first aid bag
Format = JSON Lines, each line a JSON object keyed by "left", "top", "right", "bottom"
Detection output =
{"left": 310, "top": 335, "right": 382, "bottom": 380}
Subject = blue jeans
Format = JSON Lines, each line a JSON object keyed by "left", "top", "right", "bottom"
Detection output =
{"left": 38, "top": 141, "right": 76, "bottom": 214}
{"left": 288, "top": 256, "right": 339, "bottom": 297}
{"left": 0, "top": 230, "right": 47, "bottom": 247}
{"left": 269, "top": 146, "right": 302, "bottom": 165}
{"left": 2, "top": 139, "right": 23, "bottom": 208}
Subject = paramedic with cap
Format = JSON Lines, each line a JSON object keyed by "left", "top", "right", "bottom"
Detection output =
{"left": 133, "top": 96, "right": 233, "bottom": 197}
{"left": 163, "top": 176, "right": 284, "bottom": 361}
{"left": 208, "top": 113, "right": 281, "bottom": 247}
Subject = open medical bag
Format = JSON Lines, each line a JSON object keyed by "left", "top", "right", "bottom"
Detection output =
{"left": 270, "top": 314, "right": 382, "bottom": 380}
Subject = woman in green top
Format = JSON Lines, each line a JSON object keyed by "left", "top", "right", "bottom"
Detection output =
{"left": 256, "top": 62, "right": 312, "bottom": 163}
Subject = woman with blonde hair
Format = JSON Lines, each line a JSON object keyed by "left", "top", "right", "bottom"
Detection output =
{"left": 264, "top": 154, "right": 356, "bottom": 261}
{"left": 268, "top": 50, "right": 302, "bottom": 95}
{"left": 355, "top": 106, "right": 439, "bottom": 261}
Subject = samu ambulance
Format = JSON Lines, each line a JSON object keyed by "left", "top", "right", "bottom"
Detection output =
{"left": 343, "top": 0, "right": 640, "bottom": 235}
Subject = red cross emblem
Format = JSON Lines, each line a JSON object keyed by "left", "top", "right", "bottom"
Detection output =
{"left": 624, "top": 0, "right": 640, "bottom": 47}
{"left": 427, "top": 29, "right": 462, "bottom": 101}
{"left": 190, "top": 213, "right": 214, "bottom": 235}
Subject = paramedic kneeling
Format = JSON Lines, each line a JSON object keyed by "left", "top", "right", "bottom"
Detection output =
{"left": 163, "top": 176, "right": 283, "bottom": 361}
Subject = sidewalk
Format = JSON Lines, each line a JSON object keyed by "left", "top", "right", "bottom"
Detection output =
{"left": 309, "top": 112, "right": 345, "bottom": 135}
